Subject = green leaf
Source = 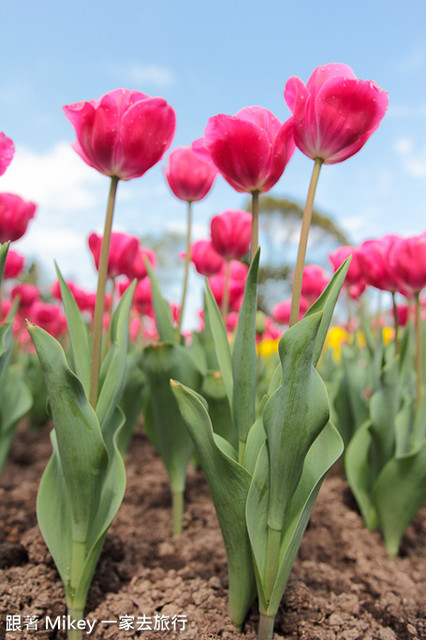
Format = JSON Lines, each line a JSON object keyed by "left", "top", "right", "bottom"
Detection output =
{"left": 171, "top": 380, "right": 256, "bottom": 628}
{"left": 0, "top": 366, "right": 32, "bottom": 477}
{"left": 373, "top": 439, "right": 426, "bottom": 559}
{"left": 247, "top": 422, "right": 344, "bottom": 615}
{"left": 344, "top": 420, "right": 379, "bottom": 530}
{"left": 204, "top": 284, "right": 234, "bottom": 412}
{"left": 55, "top": 264, "right": 91, "bottom": 395}
{"left": 29, "top": 324, "right": 108, "bottom": 544}
{"left": 232, "top": 248, "right": 259, "bottom": 445}
{"left": 142, "top": 343, "right": 202, "bottom": 493}
{"left": 145, "top": 258, "right": 175, "bottom": 342}
{"left": 201, "top": 370, "right": 237, "bottom": 450}
{"left": 0, "top": 242, "right": 10, "bottom": 283}
{"left": 263, "top": 312, "right": 329, "bottom": 531}
{"left": 96, "top": 280, "right": 136, "bottom": 433}
{"left": 303, "top": 257, "right": 350, "bottom": 366}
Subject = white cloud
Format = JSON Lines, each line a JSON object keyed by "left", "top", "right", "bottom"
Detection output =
{"left": 0, "top": 142, "right": 105, "bottom": 211}
{"left": 394, "top": 137, "right": 426, "bottom": 178}
{"left": 111, "top": 63, "right": 176, "bottom": 88}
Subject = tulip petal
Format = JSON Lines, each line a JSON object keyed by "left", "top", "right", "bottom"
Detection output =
{"left": 204, "top": 114, "right": 271, "bottom": 192}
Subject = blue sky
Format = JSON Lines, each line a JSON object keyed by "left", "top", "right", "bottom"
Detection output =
{"left": 1, "top": 0, "right": 426, "bottom": 318}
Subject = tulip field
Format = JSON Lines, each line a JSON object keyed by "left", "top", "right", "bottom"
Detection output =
{"left": 0, "top": 64, "right": 425, "bottom": 640}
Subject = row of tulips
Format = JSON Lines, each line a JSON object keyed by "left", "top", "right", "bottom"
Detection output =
{"left": 1, "top": 62, "right": 423, "bottom": 640}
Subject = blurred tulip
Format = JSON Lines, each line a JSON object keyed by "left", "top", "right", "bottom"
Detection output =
{"left": 388, "top": 234, "right": 426, "bottom": 294}
{"left": 357, "top": 235, "right": 405, "bottom": 293}
{"left": 11, "top": 283, "right": 40, "bottom": 308}
{"left": 0, "top": 193, "right": 36, "bottom": 243}
{"left": 165, "top": 145, "right": 217, "bottom": 202}
{"left": 208, "top": 273, "right": 245, "bottom": 312}
{"left": 284, "top": 63, "right": 388, "bottom": 164}
{"left": 27, "top": 301, "right": 66, "bottom": 338}
{"left": 51, "top": 279, "right": 94, "bottom": 312}
{"left": 3, "top": 249, "right": 25, "bottom": 279}
{"left": 88, "top": 231, "right": 139, "bottom": 279}
{"left": 0, "top": 133, "right": 15, "bottom": 176}
{"left": 201, "top": 106, "right": 295, "bottom": 194}
{"left": 272, "top": 297, "right": 308, "bottom": 325}
{"left": 125, "top": 245, "right": 156, "bottom": 280}
{"left": 210, "top": 209, "right": 252, "bottom": 260}
{"left": 119, "top": 277, "right": 153, "bottom": 316}
{"left": 190, "top": 239, "right": 224, "bottom": 277}
{"left": 64, "top": 89, "right": 176, "bottom": 180}
{"left": 300, "top": 264, "right": 329, "bottom": 302}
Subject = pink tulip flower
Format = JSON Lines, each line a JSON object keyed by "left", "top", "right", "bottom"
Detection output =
{"left": 357, "top": 235, "right": 406, "bottom": 293}
{"left": 200, "top": 106, "right": 295, "bottom": 193}
{"left": 272, "top": 297, "right": 309, "bottom": 325}
{"left": 3, "top": 249, "right": 25, "bottom": 279}
{"left": 388, "top": 234, "right": 426, "bottom": 293}
{"left": 124, "top": 245, "right": 156, "bottom": 281}
{"left": 0, "top": 193, "right": 36, "bottom": 243}
{"left": 208, "top": 274, "right": 246, "bottom": 312}
{"left": 164, "top": 145, "right": 217, "bottom": 202}
{"left": 210, "top": 209, "right": 252, "bottom": 260}
{"left": 88, "top": 231, "right": 139, "bottom": 279}
{"left": 63, "top": 89, "right": 176, "bottom": 180}
{"left": 190, "top": 239, "right": 224, "bottom": 277}
{"left": 284, "top": 63, "right": 388, "bottom": 164}
{"left": 10, "top": 283, "right": 40, "bottom": 309}
{"left": 119, "top": 277, "right": 153, "bottom": 316}
{"left": 28, "top": 301, "right": 66, "bottom": 338}
{"left": 300, "top": 265, "right": 329, "bottom": 302}
{"left": 0, "top": 133, "right": 15, "bottom": 176}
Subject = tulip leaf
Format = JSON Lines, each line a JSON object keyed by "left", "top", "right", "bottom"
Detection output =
{"left": 231, "top": 248, "right": 259, "bottom": 446}
{"left": 0, "top": 365, "right": 32, "bottom": 477}
{"left": 263, "top": 312, "right": 329, "bottom": 531}
{"left": 32, "top": 325, "right": 126, "bottom": 609}
{"left": 96, "top": 280, "right": 136, "bottom": 433}
{"left": 142, "top": 342, "right": 202, "bottom": 495}
{"left": 201, "top": 370, "right": 237, "bottom": 450}
{"left": 145, "top": 258, "right": 175, "bottom": 342}
{"left": 55, "top": 264, "right": 91, "bottom": 396}
{"left": 204, "top": 284, "right": 234, "bottom": 413}
{"left": 171, "top": 380, "right": 256, "bottom": 628}
{"left": 0, "top": 242, "right": 9, "bottom": 283}
{"left": 304, "top": 257, "right": 350, "bottom": 366}
{"left": 344, "top": 419, "right": 379, "bottom": 531}
{"left": 372, "top": 439, "right": 426, "bottom": 559}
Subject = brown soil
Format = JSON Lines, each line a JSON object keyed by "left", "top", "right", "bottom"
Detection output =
{"left": 0, "top": 424, "right": 425, "bottom": 640}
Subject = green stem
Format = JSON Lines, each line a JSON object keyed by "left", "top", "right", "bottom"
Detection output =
{"left": 391, "top": 292, "right": 399, "bottom": 357}
{"left": 221, "top": 258, "right": 231, "bottom": 322}
{"left": 415, "top": 291, "right": 422, "bottom": 414}
{"left": 264, "top": 525, "right": 281, "bottom": 600}
{"left": 258, "top": 612, "right": 275, "bottom": 640}
{"left": 67, "top": 607, "right": 84, "bottom": 640}
{"left": 89, "top": 176, "right": 119, "bottom": 407}
{"left": 289, "top": 158, "right": 323, "bottom": 327}
{"left": 172, "top": 489, "right": 184, "bottom": 536}
{"left": 251, "top": 190, "right": 260, "bottom": 263}
{"left": 176, "top": 200, "right": 192, "bottom": 338}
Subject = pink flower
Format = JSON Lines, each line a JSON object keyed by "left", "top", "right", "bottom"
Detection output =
{"left": 190, "top": 239, "right": 224, "bottom": 277}
{"left": 210, "top": 209, "right": 252, "bottom": 260}
{"left": 63, "top": 89, "right": 176, "bottom": 180}
{"left": 119, "top": 278, "right": 153, "bottom": 316}
{"left": 272, "top": 297, "right": 308, "bottom": 325}
{"left": 0, "top": 193, "right": 36, "bottom": 243}
{"left": 357, "top": 235, "right": 406, "bottom": 294}
{"left": 28, "top": 301, "right": 66, "bottom": 338}
{"left": 164, "top": 145, "right": 217, "bottom": 202}
{"left": 124, "top": 245, "right": 156, "bottom": 280}
{"left": 300, "top": 265, "right": 329, "bottom": 302}
{"left": 208, "top": 273, "right": 246, "bottom": 312}
{"left": 11, "top": 283, "right": 40, "bottom": 309}
{"left": 0, "top": 133, "right": 15, "bottom": 176}
{"left": 284, "top": 63, "right": 388, "bottom": 164}
{"left": 388, "top": 234, "right": 426, "bottom": 293}
{"left": 88, "top": 231, "right": 139, "bottom": 279}
{"left": 51, "top": 279, "right": 94, "bottom": 312}
{"left": 3, "top": 249, "right": 25, "bottom": 279}
{"left": 200, "top": 106, "right": 295, "bottom": 193}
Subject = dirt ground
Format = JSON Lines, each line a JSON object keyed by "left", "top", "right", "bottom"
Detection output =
{"left": 0, "top": 423, "right": 425, "bottom": 640}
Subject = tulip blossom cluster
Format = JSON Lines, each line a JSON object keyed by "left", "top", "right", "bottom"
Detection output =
{"left": 0, "top": 193, "right": 36, "bottom": 243}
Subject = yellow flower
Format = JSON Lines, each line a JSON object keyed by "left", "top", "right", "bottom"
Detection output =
{"left": 382, "top": 326, "right": 395, "bottom": 345}
{"left": 258, "top": 338, "right": 280, "bottom": 358}
{"left": 324, "top": 326, "right": 349, "bottom": 362}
